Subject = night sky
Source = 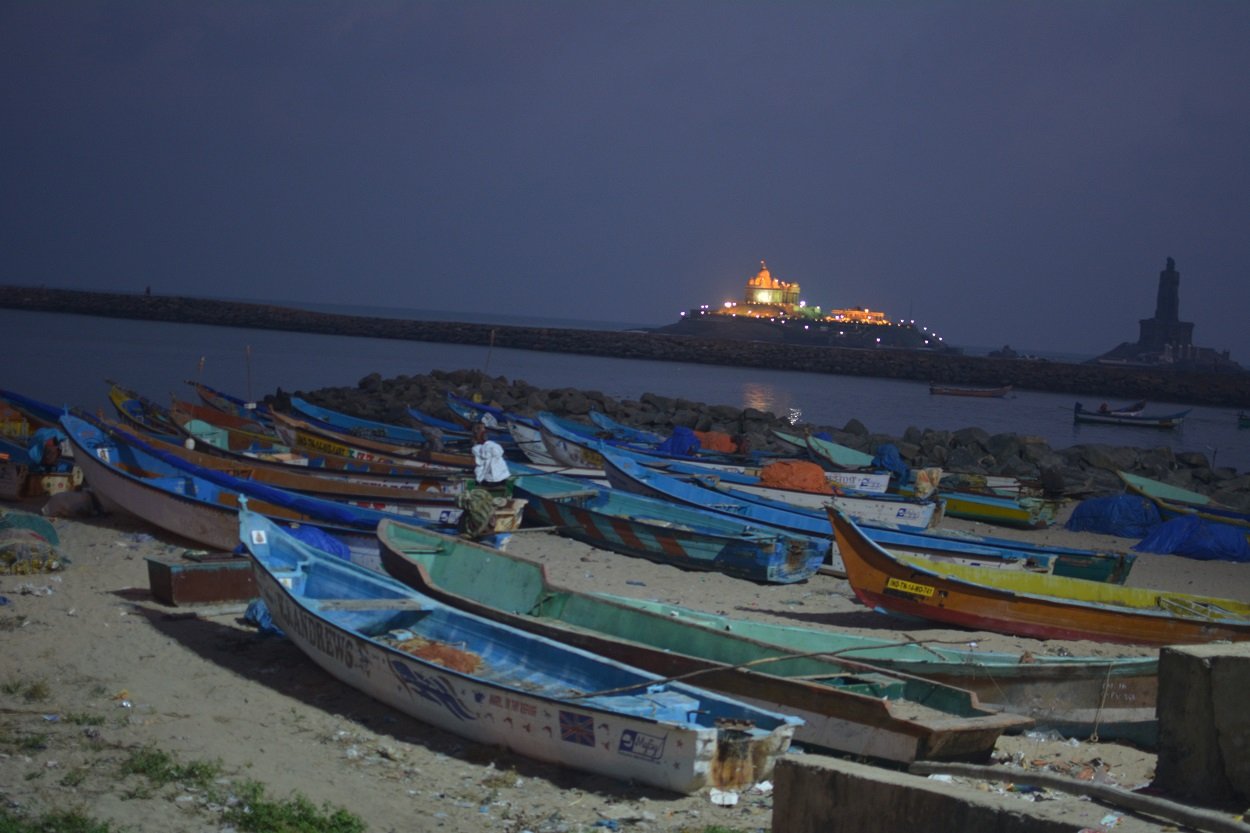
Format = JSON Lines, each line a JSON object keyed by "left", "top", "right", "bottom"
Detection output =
{"left": 4, "top": 2, "right": 1249, "bottom": 359}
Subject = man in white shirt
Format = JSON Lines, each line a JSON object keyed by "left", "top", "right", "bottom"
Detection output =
{"left": 471, "top": 422, "right": 510, "bottom": 490}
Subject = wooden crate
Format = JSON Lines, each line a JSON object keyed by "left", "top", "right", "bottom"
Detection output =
{"left": 146, "top": 553, "right": 257, "bottom": 606}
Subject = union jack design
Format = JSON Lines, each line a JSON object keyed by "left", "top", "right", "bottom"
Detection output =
{"left": 558, "top": 711, "right": 596, "bottom": 746}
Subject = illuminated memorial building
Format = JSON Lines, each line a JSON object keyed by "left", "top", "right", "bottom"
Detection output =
{"left": 653, "top": 261, "right": 947, "bottom": 350}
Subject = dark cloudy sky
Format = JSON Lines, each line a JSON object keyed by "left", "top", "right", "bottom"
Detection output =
{"left": 4, "top": 1, "right": 1249, "bottom": 359}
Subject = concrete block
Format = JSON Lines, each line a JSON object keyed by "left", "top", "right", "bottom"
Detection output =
{"left": 771, "top": 754, "right": 1171, "bottom": 833}
{"left": 1155, "top": 642, "right": 1250, "bottom": 805}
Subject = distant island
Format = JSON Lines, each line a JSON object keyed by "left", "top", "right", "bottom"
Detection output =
{"left": 649, "top": 260, "right": 953, "bottom": 351}
{"left": 1, "top": 283, "right": 1248, "bottom": 407}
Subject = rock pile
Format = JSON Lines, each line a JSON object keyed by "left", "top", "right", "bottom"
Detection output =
{"left": 286, "top": 369, "right": 1250, "bottom": 512}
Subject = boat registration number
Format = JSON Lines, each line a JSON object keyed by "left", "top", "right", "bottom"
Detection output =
{"left": 886, "top": 577, "right": 934, "bottom": 598}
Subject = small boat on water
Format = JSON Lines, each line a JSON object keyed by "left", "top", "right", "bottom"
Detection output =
{"left": 513, "top": 473, "right": 826, "bottom": 584}
{"left": 928, "top": 383, "right": 1012, "bottom": 398}
{"left": 376, "top": 518, "right": 1032, "bottom": 764}
{"left": 829, "top": 507, "right": 1250, "bottom": 645}
{"left": 241, "top": 510, "right": 801, "bottom": 794}
{"left": 1074, "top": 402, "right": 1189, "bottom": 429}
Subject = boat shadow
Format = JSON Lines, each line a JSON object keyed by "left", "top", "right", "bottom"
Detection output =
{"left": 118, "top": 594, "right": 693, "bottom": 802}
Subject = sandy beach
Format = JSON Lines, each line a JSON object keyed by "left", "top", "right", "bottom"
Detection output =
{"left": 2, "top": 490, "right": 1248, "bottom": 832}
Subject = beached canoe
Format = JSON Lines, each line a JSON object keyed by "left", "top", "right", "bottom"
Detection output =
{"left": 513, "top": 473, "right": 826, "bottom": 584}
{"left": 106, "top": 381, "right": 183, "bottom": 436}
{"left": 830, "top": 507, "right": 1250, "bottom": 645}
{"left": 186, "top": 380, "right": 274, "bottom": 424}
{"left": 241, "top": 510, "right": 801, "bottom": 794}
{"left": 376, "top": 518, "right": 1033, "bottom": 764}
{"left": 1118, "top": 470, "right": 1250, "bottom": 537}
{"left": 100, "top": 420, "right": 521, "bottom": 532}
{"left": 268, "top": 409, "right": 472, "bottom": 471}
{"left": 288, "top": 396, "right": 431, "bottom": 448}
{"left": 60, "top": 413, "right": 452, "bottom": 561}
{"left": 596, "top": 594, "right": 1158, "bottom": 746}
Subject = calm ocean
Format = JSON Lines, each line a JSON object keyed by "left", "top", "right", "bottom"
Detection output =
{"left": 5, "top": 305, "right": 1248, "bottom": 474}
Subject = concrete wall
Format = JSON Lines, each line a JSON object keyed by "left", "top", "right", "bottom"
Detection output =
{"left": 1155, "top": 642, "right": 1250, "bottom": 805}
{"left": 4, "top": 285, "right": 1249, "bottom": 406}
{"left": 771, "top": 755, "right": 1169, "bottom": 833}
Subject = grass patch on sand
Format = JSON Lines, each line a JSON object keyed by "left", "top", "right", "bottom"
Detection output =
{"left": 222, "top": 779, "right": 366, "bottom": 833}
{"left": 117, "top": 747, "right": 365, "bottom": 833}
{"left": 0, "top": 806, "right": 120, "bottom": 833}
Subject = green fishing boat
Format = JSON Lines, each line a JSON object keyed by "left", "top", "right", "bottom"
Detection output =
{"left": 378, "top": 519, "right": 1040, "bottom": 764}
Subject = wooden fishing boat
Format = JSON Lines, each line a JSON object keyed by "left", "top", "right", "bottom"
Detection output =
{"left": 602, "top": 450, "right": 960, "bottom": 575}
{"left": 106, "top": 381, "right": 182, "bottom": 436}
{"left": 1074, "top": 402, "right": 1190, "bottom": 429}
{"left": 168, "top": 398, "right": 293, "bottom": 454}
{"left": 773, "top": 430, "right": 878, "bottom": 472}
{"left": 60, "top": 413, "right": 456, "bottom": 561}
{"left": 242, "top": 510, "right": 800, "bottom": 794}
{"left": 377, "top": 518, "right": 1033, "bottom": 764}
{"left": 894, "top": 485, "right": 1057, "bottom": 530}
{"left": 166, "top": 401, "right": 470, "bottom": 481}
{"left": 639, "top": 451, "right": 892, "bottom": 496}
{"left": 1118, "top": 470, "right": 1250, "bottom": 537}
{"left": 269, "top": 409, "right": 473, "bottom": 471}
{"left": 829, "top": 507, "right": 1250, "bottom": 645}
{"left": 928, "top": 383, "right": 1012, "bottom": 398}
{"left": 555, "top": 417, "right": 940, "bottom": 527}
{"left": 288, "top": 396, "right": 431, "bottom": 448}
{"left": 513, "top": 473, "right": 826, "bottom": 584}
{"left": 101, "top": 420, "right": 508, "bottom": 530}
{"left": 170, "top": 395, "right": 278, "bottom": 440}
{"left": 778, "top": 429, "right": 1053, "bottom": 527}
{"left": 587, "top": 410, "right": 666, "bottom": 445}
{"left": 438, "top": 396, "right": 552, "bottom": 462}
{"left": 186, "top": 380, "right": 274, "bottom": 423}
{"left": 538, "top": 413, "right": 780, "bottom": 470}
{"left": 852, "top": 524, "right": 1135, "bottom": 584}
{"left": 597, "top": 594, "right": 1158, "bottom": 746}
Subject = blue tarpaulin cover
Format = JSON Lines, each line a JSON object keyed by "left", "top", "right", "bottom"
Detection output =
{"left": 871, "top": 443, "right": 911, "bottom": 485}
{"left": 657, "top": 426, "right": 701, "bottom": 457}
{"left": 285, "top": 524, "right": 351, "bottom": 561}
{"left": 1133, "top": 515, "right": 1250, "bottom": 562}
{"left": 1065, "top": 495, "right": 1161, "bottom": 538}
{"left": 244, "top": 599, "right": 286, "bottom": 636}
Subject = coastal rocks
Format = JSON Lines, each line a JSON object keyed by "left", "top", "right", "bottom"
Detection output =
{"left": 288, "top": 370, "right": 1250, "bottom": 510}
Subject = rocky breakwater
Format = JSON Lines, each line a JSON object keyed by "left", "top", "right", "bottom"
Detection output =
{"left": 4, "top": 285, "right": 1250, "bottom": 407}
{"left": 285, "top": 368, "right": 1250, "bottom": 512}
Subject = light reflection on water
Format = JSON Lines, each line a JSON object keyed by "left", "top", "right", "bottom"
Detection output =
{"left": 741, "top": 382, "right": 781, "bottom": 414}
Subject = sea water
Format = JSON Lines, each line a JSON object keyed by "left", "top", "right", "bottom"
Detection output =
{"left": 5, "top": 306, "right": 1248, "bottom": 474}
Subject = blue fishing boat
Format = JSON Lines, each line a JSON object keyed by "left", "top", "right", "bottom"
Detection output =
{"left": 60, "top": 412, "right": 455, "bottom": 562}
{"left": 513, "top": 473, "right": 826, "bottom": 583}
{"left": 377, "top": 517, "right": 1036, "bottom": 763}
{"left": 240, "top": 509, "right": 801, "bottom": 794}
{"left": 288, "top": 396, "right": 430, "bottom": 447}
